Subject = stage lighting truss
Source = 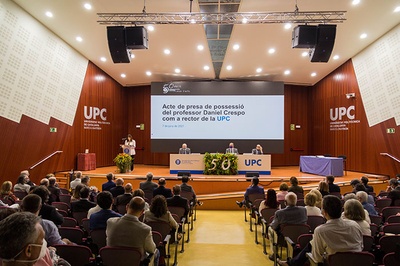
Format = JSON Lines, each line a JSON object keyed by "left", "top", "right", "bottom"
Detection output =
{"left": 97, "top": 11, "right": 346, "bottom": 25}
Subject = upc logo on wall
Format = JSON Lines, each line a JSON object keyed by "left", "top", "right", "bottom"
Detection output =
{"left": 329, "top": 105, "right": 360, "bottom": 131}
{"left": 83, "top": 106, "right": 111, "bottom": 130}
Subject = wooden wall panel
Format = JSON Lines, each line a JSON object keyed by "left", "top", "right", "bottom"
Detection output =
{"left": 310, "top": 60, "right": 400, "bottom": 176}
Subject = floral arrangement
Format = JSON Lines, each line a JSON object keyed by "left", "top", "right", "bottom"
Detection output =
{"left": 204, "top": 152, "right": 238, "bottom": 175}
{"left": 113, "top": 153, "right": 132, "bottom": 173}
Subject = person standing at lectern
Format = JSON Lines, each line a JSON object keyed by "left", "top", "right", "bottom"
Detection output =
{"left": 121, "top": 134, "right": 136, "bottom": 171}
{"left": 226, "top": 142, "right": 238, "bottom": 154}
{"left": 252, "top": 144, "right": 263, "bottom": 155}
{"left": 179, "top": 143, "right": 191, "bottom": 154}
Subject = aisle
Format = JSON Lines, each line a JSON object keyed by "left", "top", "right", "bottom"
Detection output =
{"left": 177, "top": 210, "right": 274, "bottom": 265}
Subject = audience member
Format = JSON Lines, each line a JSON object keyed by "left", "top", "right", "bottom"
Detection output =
{"left": 167, "top": 185, "right": 189, "bottom": 219}
{"left": 305, "top": 192, "right": 323, "bottom": 217}
{"left": 22, "top": 194, "right": 72, "bottom": 246}
{"left": 268, "top": 192, "right": 307, "bottom": 260}
{"left": 89, "top": 191, "right": 121, "bottom": 230}
{"left": 309, "top": 189, "right": 323, "bottom": 208}
{"left": 144, "top": 195, "right": 178, "bottom": 233}
{"left": 0, "top": 181, "right": 19, "bottom": 204}
{"left": 387, "top": 178, "right": 400, "bottom": 206}
{"left": 102, "top": 172, "right": 116, "bottom": 192}
{"left": 40, "top": 178, "right": 49, "bottom": 187}
{"left": 350, "top": 179, "right": 361, "bottom": 193}
{"left": 356, "top": 191, "right": 378, "bottom": 216}
{"left": 20, "top": 170, "right": 36, "bottom": 187}
{"left": 277, "top": 195, "right": 363, "bottom": 266}
{"left": 133, "top": 189, "right": 150, "bottom": 211}
{"left": 153, "top": 178, "right": 173, "bottom": 198}
{"left": 47, "top": 176, "right": 60, "bottom": 202}
{"left": 107, "top": 197, "right": 159, "bottom": 265}
{"left": 71, "top": 183, "right": 84, "bottom": 202}
{"left": 361, "top": 176, "right": 374, "bottom": 193}
{"left": 110, "top": 178, "right": 125, "bottom": 198}
{"left": 343, "top": 199, "right": 371, "bottom": 235}
{"left": 288, "top": 176, "right": 304, "bottom": 196}
{"left": 326, "top": 175, "right": 341, "bottom": 193}
{"left": 259, "top": 189, "right": 279, "bottom": 213}
{"left": 13, "top": 174, "right": 31, "bottom": 194}
{"left": 70, "top": 186, "right": 96, "bottom": 214}
{"left": 70, "top": 171, "right": 82, "bottom": 190}
{"left": 180, "top": 175, "right": 199, "bottom": 205}
{"left": 81, "top": 176, "right": 98, "bottom": 202}
{"left": 276, "top": 182, "right": 289, "bottom": 202}
{"left": 343, "top": 193, "right": 371, "bottom": 224}
{"left": 354, "top": 183, "right": 375, "bottom": 204}
{"left": 0, "top": 207, "right": 18, "bottom": 221}
{"left": 236, "top": 177, "right": 265, "bottom": 208}
{"left": 115, "top": 183, "right": 134, "bottom": 207}
{"left": 318, "top": 181, "right": 329, "bottom": 197}
{"left": 31, "top": 185, "right": 64, "bottom": 226}
{"left": 140, "top": 172, "right": 158, "bottom": 194}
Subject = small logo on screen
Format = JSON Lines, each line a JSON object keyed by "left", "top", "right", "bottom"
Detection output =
{"left": 175, "top": 159, "right": 181, "bottom": 165}
{"left": 162, "top": 83, "right": 183, "bottom": 94}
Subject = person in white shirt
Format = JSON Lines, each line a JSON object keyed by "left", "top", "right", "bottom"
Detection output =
{"left": 343, "top": 199, "right": 371, "bottom": 235}
{"left": 70, "top": 171, "right": 82, "bottom": 191}
{"left": 121, "top": 134, "right": 136, "bottom": 171}
{"left": 304, "top": 192, "right": 323, "bottom": 217}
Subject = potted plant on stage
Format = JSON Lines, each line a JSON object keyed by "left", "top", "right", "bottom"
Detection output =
{"left": 113, "top": 153, "right": 132, "bottom": 173}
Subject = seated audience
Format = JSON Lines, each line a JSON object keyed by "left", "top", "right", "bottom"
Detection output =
{"left": 132, "top": 189, "right": 150, "bottom": 211}
{"left": 0, "top": 181, "right": 19, "bottom": 204}
{"left": 71, "top": 186, "right": 96, "bottom": 214}
{"left": 47, "top": 176, "right": 60, "bottom": 202}
{"left": 277, "top": 196, "right": 363, "bottom": 266}
{"left": 107, "top": 197, "right": 159, "bottom": 265}
{"left": 343, "top": 193, "right": 371, "bottom": 224}
{"left": 140, "top": 172, "right": 158, "bottom": 193}
{"left": 102, "top": 172, "right": 116, "bottom": 192}
{"left": 288, "top": 176, "right": 304, "bottom": 196}
{"left": 236, "top": 177, "right": 265, "bottom": 208}
{"left": 115, "top": 183, "right": 134, "bottom": 207}
{"left": 110, "top": 178, "right": 125, "bottom": 198}
{"left": 180, "top": 175, "right": 200, "bottom": 205}
{"left": 387, "top": 178, "right": 400, "bottom": 206}
{"left": 20, "top": 170, "right": 36, "bottom": 187}
{"left": 167, "top": 185, "right": 189, "bottom": 219}
{"left": 40, "top": 178, "right": 49, "bottom": 187}
{"left": 309, "top": 189, "right": 323, "bottom": 209}
{"left": 350, "top": 179, "right": 361, "bottom": 193}
{"left": 81, "top": 176, "right": 98, "bottom": 202}
{"left": 356, "top": 191, "right": 378, "bottom": 216}
{"left": 89, "top": 191, "right": 121, "bottom": 230}
{"left": 343, "top": 199, "right": 371, "bottom": 235}
{"left": 31, "top": 185, "right": 64, "bottom": 226}
{"left": 259, "top": 188, "right": 279, "bottom": 213}
{"left": 70, "top": 171, "right": 82, "bottom": 191}
{"left": 71, "top": 183, "right": 84, "bottom": 202}
{"left": 305, "top": 192, "right": 323, "bottom": 217}
{"left": 13, "top": 174, "right": 30, "bottom": 194}
{"left": 153, "top": 178, "right": 173, "bottom": 198}
{"left": 276, "top": 182, "right": 289, "bottom": 202}
{"left": 318, "top": 181, "right": 329, "bottom": 197}
{"left": 268, "top": 192, "right": 307, "bottom": 260}
{"left": 354, "top": 183, "right": 375, "bottom": 204}
{"left": 144, "top": 195, "right": 178, "bottom": 233}
{"left": 326, "top": 175, "right": 341, "bottom": 193}
{"left": 361, "top": 176, "right": 374, "bottom": 193}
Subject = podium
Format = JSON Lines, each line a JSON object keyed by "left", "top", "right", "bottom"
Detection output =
{"left": 121, "top": 145, "right": 132, "bottom": 155}
{"left": 77, "top": 153, "right": 96, "bottom": 171}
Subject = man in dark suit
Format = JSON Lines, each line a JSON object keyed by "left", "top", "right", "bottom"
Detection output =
{"left": 326, "top": 175, "right": 341, "bottom": 193}
{"left": 139, "top": 172, "right": 158, "bottom": 192}
{"left": 71, "top": 186, "right": 96, "bottom": 214}
{"left": 47, "top": 176, "right": 61, "bottom": 202}
{"left": 387, "top": 178, "right": 400, "bottom": 206}
{"left": 251, "top": 144, "right": 263, "bottom": 155}
{"left": 267, "top": 192, "right": 307, "bottom": 260}
{"left": 178, "top": 143, "right": 191, "bottom": 154}
{"left": 115, "top": 183, "right": 133, "bottom": 207}
{"left": 225, "top": 142, "right": 238, "bottom": 154}
{"left": 31, "top": 185, "right": 64, "bottom": 226}
{"left": 167, "top": 185, "right": 189, "bottom": 219}
{"left": 102, "top": 172, "right": 116, "bottom": 192}
{"left": 110, "top": 178, "right": 125, "bottom": 198}
{"left": 153, "top": 178, "right": 173, "bottom": 198}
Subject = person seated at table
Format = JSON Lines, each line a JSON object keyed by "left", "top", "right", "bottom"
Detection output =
{"left": 226, "top": 142, "right": 238, "bottom": 154}
{"left": 179, "top": 143, "right": 191, "bottom": 154}
{"left": 252, "top": 144, "right": 263, "bottom": 155}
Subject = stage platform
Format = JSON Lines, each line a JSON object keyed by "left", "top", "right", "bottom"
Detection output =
{"left": 57, "top": 165, "right": 389, "bottom": 210}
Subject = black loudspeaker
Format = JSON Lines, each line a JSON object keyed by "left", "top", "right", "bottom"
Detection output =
{"left": 126, "top": 26, "right": 148, "bottom": 49}
{"left": 177, "top": 171, "right": 191, "bottom": 177}
{"left": 107, "top": 26, "right": 130, "bottom": 63}
{"left": 310, "top": 25, "right": 337, "bottom": 62}
{"left": 292, "top": 25, "right": 317, "bottom": 48}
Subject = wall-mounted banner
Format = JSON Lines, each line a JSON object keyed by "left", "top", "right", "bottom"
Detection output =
{"left": 329, "top": 105, "right": 360, "bottom": 131}
{"left": 83, "top": 106, "right": 110, "bottom": 130}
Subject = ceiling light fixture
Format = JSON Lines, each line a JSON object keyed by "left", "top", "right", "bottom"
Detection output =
{"left": 226, "top": 65, "right": 232, "bottom": 70}
{"left": 311, "top": 72, "right": 317, "bottom": 77}
{"left": 256, "top": 68, "right": 262, "bottom": 73}
{"left": 333, "top": 55, "right": 339, "bottom": 60}
{"left": 174, "top": 68, "right": 181, "bottom": 73}
{"left": 146, "top": 71, "right": 152, "bottom": 76}
{"left": 394, "top": 6, "right": 400, "bottom": 12}
{"left": 147, "top": 25, "right": 154, "bottom": 31}
{"left": 45, "top": 11, "right": 53, "bottom": 18}
{"left": 164, "top": 49, "right": 171, "bottom": 55}
{"left": 301, "top": 51, "right": 308, "bottom": 57}
{"left": 233, "top": 44, "right": 240, "bottom": 50}
{"left": 203, "top": 65, "right": 210, "bottom": 71}
{"left": 121, "top": 73, "right": 126, "bottom": 78}
{"left": 284, "top": 70, "right": 291, "bottom": 75}
{"left": 284, "top": 23, "right": 292, "bottom": 29}
{"left": 84, "top": 3, "right": 92, "bottom": 10}
{"left": 197, "top": 45, "right": 204, "bottom": 51}
{"left": 352, "top": 0, "right": 361, "bottom": 6}
{"left": 268, "top": 48, "right": 275, "bottom": 54}
{"left": 100, "top": 57, "right": 106, "bottom": 62}
{"left": 360, "top": 33, "right": 367, "bottom": 39}
{"left": 76, "top": 36, "right": 83, "bottom": 42}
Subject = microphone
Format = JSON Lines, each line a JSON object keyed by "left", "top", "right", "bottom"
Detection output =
{"left": 122, "top": 138, "right": 127, "bottom": 141}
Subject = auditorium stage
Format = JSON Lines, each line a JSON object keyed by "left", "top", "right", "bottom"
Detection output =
{"left": 60, "top": 165, "right": 388, "bottom": 210}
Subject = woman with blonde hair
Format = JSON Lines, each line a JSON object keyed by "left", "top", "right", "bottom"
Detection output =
{"left": 304, "top": 192, "right": 322, "bottom": 216}
{"left": 318, "top": 181, "right": 329, "bottom": 197}
{"left": 309, "top": 189, "right": 323, "bottom": 208}
{"left": 343, "top": 199, "right": 371, "bottom": 235}
{"left": 0, "top": 181, "right": 19, "bottom": 204}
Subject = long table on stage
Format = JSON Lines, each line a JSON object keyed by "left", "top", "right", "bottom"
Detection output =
{"left": 169, "top": 154, "right": 271, "bottom": 175}
{"left": 299, "top": 156, "right": 343, "bottom": 176}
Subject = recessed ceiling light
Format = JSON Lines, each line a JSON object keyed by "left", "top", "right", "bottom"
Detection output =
{"left": 268, "top": 48, "right": 275, "bottom": 54}
{"left": 121, "top": 73, "right": 126, "bottom": 78}
{"left": 226, "top": 65, "right": 232, "bottom": 70}
{"left": 360, "top": 33, "right": 367, "bottom": 39}
{"left": 164, "top": 49, "right": 171, "bottom": 55}
{"left": 100, "top": 57, "right": 106, "bottom": 62}
{"left": 203, "top": 65, "right": 210, "bottom": 71}
{"left": 394, "top": 6, "right": 400, "bottom": 12}
{"left": 84, "top": 3, "right": 92, "bottom": 10}
{"left": 284, "top": 23, "right": 292, "bottom": 30}
{"left": 242, "top": 18, "right": 248, "bottom": 24}
{"left": 256, "top": 68, "right": 262, "bottom": 73}
{"left": 302, "top": 51, "right": 308, "bottom": 57}
{"left": 311, "top": 72, "right": 317, "bottom": 77}
{"left": 190, "top": 19, "right": 196, "bottom": 24}
{"left": 233, "top": 44, "right": 240, "bottom": 50}
{"left": 197, "top": 45, "right": 204, "bottom": 51}
{"left": 146, "top": 71, "right": 152, "bottom": 76}
{"left": 284, "top": 70, "right": 291, "bottom": 75}
{"left": 352, "top": 0, "right": 360, "bottom": 5}
{"left": 174, "top": 68, "right": 181, "bottom": 73}
{"left": 76, "top": 36, "right": 83, "bottom": 42}
{"left": 130, "top": 53, "right": 135, "bottom": 59}
{"left": 333, "top": 55, "right": 339, "bottom": 60}
{"left": 45, "top": 11, "right": 53, "bottom": 18}
{"left": 147, "top": 25, "right": 155, "bottom": 31}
